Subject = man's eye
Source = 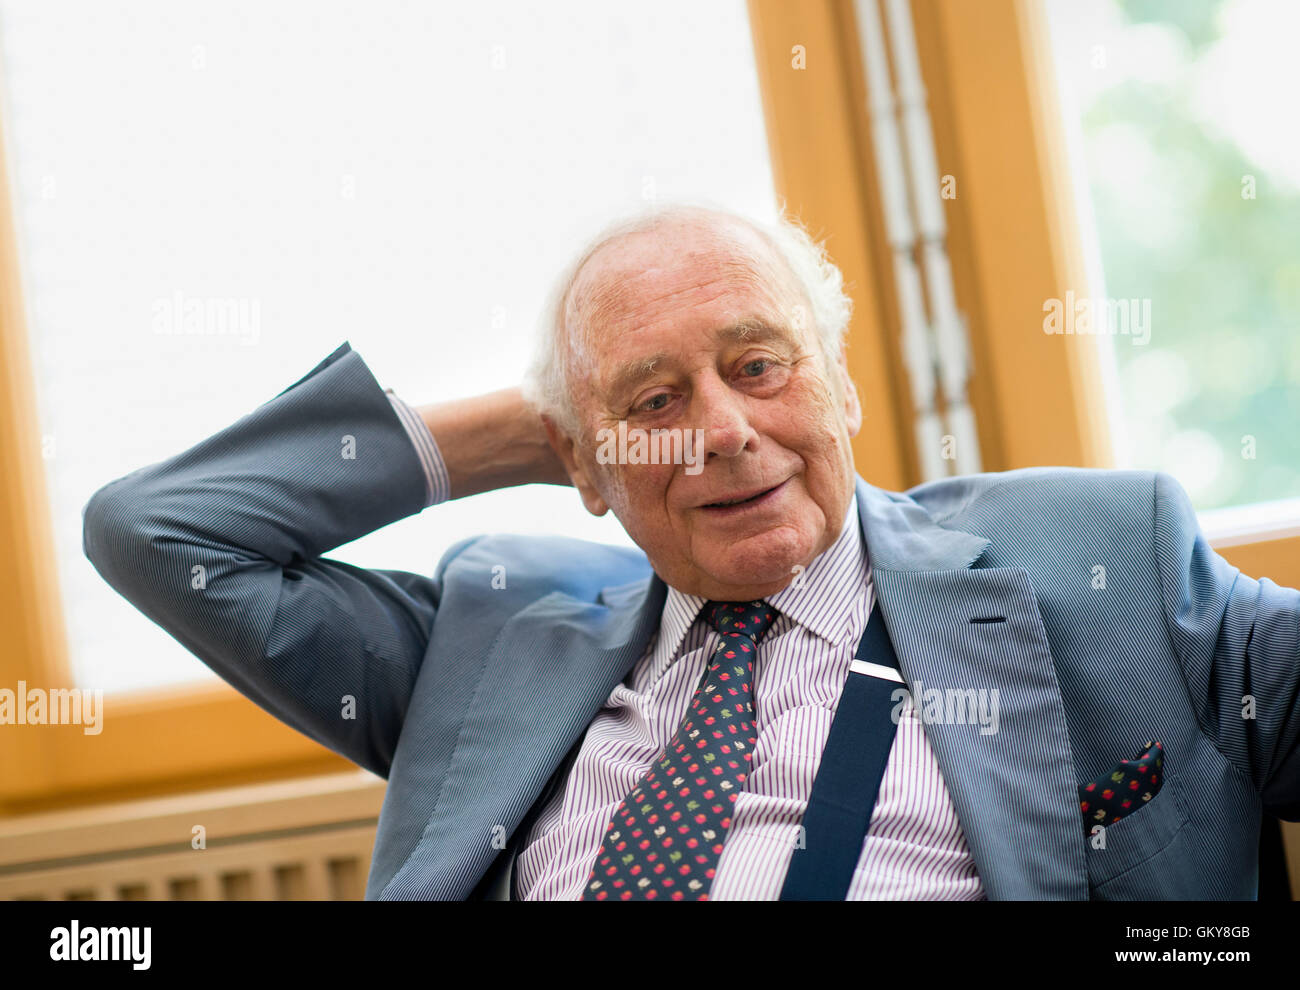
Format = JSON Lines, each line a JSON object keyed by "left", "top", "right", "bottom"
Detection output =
{"left": 742, "top": 359, "right": 771, "bottom": 377}
{"left": 639, "top": 393, "right": 671, "bottom": 412}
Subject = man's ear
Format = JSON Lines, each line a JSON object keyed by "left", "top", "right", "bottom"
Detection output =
{"left": 542, "top": 415, "right": 610, "bottom": 516}
{"left": 835, "top": 346, "right": 862, "bottom": 438}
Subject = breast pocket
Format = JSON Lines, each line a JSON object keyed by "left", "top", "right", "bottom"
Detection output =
{"left": 1083, "top": 768, "right": 1189, "bottom": 891}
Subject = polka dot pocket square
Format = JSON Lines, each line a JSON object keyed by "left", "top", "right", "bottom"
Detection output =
{"left": 1078, "top": 740, "right": 1164, "bottom": 833}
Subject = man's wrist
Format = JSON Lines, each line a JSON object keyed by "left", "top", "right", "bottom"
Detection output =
{"left": 416, "top": 387, "right": 570, "bottom": 499}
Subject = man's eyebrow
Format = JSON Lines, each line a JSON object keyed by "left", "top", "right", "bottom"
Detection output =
{"left": 604, "top": 319, "right": 795, "bottom": 400}
{"left": 714, "top": 319, "right": 793, "bottom": 346}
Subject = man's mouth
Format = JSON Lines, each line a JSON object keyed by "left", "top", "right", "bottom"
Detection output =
{"left": 699, "top": 480, "right": 787, "bottom": 511}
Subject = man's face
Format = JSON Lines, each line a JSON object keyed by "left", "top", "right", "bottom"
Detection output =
{"left": 546, "top": 217, "right": 862, "bottom": 602}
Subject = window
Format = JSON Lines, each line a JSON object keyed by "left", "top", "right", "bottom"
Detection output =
{"left": 1045, "top": 0, "right": 1300, "bottom": 511}
{"left": 0, "top": 0, "right": 778, "bottom": 695}
{"left": 0, "top": 0, "right": 782, "bottom": 810}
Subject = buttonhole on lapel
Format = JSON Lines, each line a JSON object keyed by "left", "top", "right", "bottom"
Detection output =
{"left": 969, "top": 616, "right": 1006, "bottom": 624}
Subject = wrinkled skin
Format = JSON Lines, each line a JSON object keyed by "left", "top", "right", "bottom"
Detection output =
{"left": 544, "top": 215, "right": 862, "bottom": 602}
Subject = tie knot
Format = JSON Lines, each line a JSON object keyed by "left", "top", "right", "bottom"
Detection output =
{"left": 701, "top": 600, "right": 778, "bottom": 644}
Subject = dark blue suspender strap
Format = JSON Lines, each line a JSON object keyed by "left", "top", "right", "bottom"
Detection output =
{"left": 778, "top": 602, "right": 903, "bottom": 900}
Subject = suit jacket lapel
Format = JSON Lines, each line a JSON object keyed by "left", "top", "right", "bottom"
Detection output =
{"left": 856, "top": 476, "right": 1088, "bottom": 899}
{"left": 396, "top": 571, "right": 666, "bottom": 899}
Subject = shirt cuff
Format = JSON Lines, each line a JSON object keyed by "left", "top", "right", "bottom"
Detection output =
{"left": 384, "top": 388, "right": 451, "bottom": 507}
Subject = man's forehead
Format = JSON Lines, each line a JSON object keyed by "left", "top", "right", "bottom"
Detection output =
{"left": 566, "top": 220, "right": 796, "bottom": 336}
{"left": 576, "top": 216, "right": 779, "bottom": 282}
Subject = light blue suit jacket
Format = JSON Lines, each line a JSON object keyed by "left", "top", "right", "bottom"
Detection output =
{"left": 82, "top": 342, "right": 1300, "bottom": 899}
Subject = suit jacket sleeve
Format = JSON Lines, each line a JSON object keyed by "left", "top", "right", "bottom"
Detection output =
{"left": 81, "top": 340, "right": 475, "bottom": 777}
{"left": 1153, "top": 470, "right": 1300, "bottom": 818}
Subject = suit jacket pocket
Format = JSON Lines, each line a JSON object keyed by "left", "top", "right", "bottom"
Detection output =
{"left": 1083, "top": 768, "right": 1188, "bottom": 889}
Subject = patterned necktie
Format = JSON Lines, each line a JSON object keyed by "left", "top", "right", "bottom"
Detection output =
{"left": 583, "top": 599, "right": 778, "bottom": 901}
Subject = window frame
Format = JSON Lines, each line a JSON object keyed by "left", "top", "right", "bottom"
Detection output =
{"left": 0, "top": 117, "right": 346, "bottom": 816}
{"left": 905, "top": 0, "right": 1299, "bottom": 588}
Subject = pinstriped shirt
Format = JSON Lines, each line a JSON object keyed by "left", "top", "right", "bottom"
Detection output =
{"left": 386, "top": 390, "right": 985, "bottom": 900}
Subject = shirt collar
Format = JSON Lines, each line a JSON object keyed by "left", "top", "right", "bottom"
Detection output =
{"left": 657, "top": 491, "right": 866, "bottom": 656}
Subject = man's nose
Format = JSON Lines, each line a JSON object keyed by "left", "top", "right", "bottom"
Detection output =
{"left": 691, "top": 374, "right": 758, "bottom": 460}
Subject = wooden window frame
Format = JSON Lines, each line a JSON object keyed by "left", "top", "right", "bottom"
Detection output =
{"left": 913, "top": 0, "right": 1300, "bottom": 586}
{"left": 750, "top": 0, "right": 1300, "bottom": 589}
{"left": 750, "top": 0, "right": 1113, "bottom": 486}
{"left": 0, "top": 88, "right": 350, "bottom": 813}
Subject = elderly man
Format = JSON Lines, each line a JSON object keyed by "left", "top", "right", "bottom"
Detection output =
{"left": 83, "top": 205, "right": 1300, "bottom": 900}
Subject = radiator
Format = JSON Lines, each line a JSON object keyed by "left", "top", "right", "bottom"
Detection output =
{"left": 0, "top": 770, "right": 386, "bottom": 901}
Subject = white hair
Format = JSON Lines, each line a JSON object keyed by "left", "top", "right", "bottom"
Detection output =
{"left": 520, "top": 202, "right": 853, "bottom": 440}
